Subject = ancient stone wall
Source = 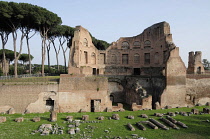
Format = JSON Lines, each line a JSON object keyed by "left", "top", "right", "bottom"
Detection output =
{"left": 0, "top": 83, "right": 58, "bottom": 113}
{"left": 58, "top": 75, "right": 112, "bottom": 112}
{"left": 161, "top": 48, "right": 187, "bottom": 108}
{"left": 186, "top": 78, "right": 210, "bottom": 105}
{"left": 187, "top": 51, "right": 205, "bottom": 74}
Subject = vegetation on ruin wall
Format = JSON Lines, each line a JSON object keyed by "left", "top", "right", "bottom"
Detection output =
{"left": 0, "top": 106, "right": 210, "bottom": 139}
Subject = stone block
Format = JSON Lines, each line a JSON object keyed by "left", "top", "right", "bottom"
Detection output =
{"left": 127, "top": 115, "right": 134, "bottom": 119}
{"left": 0, "top": 116, "right": 6, "bottom": 123}
{"left": 68, "top": 129, "right": 75, "bottom": 134}
{"left": 112, "top": 114, "right": 120, "bottom": 120}
{"left": 98, "top": 116, "right": 104, "bottom": 120}
{"left": 82, "top": 115, "right": 89, "bottom": 121}
{"left": 32, "top": 117, "right": 40, "bottom": 122}
{"left": 8, "top": 108, "right": 15, "bottom": 114}
{"left": 50, "top": 111, "right": 57, "bottom": 122}
{"left": 140, "top": 114, "right": 148, "bottom": 118}
{"left": 154, "top": 102, "right": 161, "bottom": 110}
{"left": 66, "top": 116, "right": 73, "bottom": 122}
{"left": 15, "top": 117, "right": 24, "bottom": 122}
{"left": 191, "top": 109, "right": 199, "bottom": 114}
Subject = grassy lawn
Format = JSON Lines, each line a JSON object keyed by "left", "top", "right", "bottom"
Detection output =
{"left": 0, "top": 76, "right": 60, "bottom": 83}
{"left": 0, "top": 106, "right": 210, "bottom": 139}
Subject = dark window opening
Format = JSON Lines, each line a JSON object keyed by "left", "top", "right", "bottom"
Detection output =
{"left": 93, "top": 68, "right": 96, "bottom": 75}
{"left": 110, "top": 95, "right": 114, "bottom": 102}
{"left": 46, "top": 98, "right": 54, "bottom": 106}
{"left": 144, "top": 53, "right": 150, "bottom": 64}
{"left": 133, "top": 68, "right": 141, "bottom": 75}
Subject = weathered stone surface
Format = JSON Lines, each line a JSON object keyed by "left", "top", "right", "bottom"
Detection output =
{"left": 127, "top": 123, "right": 135, "bottom": 131}
{"left": 149, "top": 118, "right": 169, "bottom": 130}
{"left": 15, "top": 117, "right": 24, "bottom": 122}
{"left": 82, "top": 115, "right": 89, "bottom": 121}
{"left": 166, "top": 115, "right": 177, "bottom": 124}
{"left": 167, "top": 112, "right": 176, "bottom": 116}
{"left": 50, "top": 111, "right": 57, "bottom": 122}
{"left": 160, "top": 118, "right": 179, "bottom": 129}
{"left": 32, "top": 117, "right": 40, "bottom": 122}
{"left": 177, "top": 121, "right": 188, "bottom": 128}
{"left": 75, "top": 127, "right": 80, "bottom": 133}
{"left": 154, "top": 113, "right": 163, "bottom": 117}
{"left": 66, "top": 116, "right": 73, "bottom": 122}
{"left": 0, "top": 116, "right": 6, "bottom": 123}
{"left": 127, "top": 115, "right": 134, "bottom": 119}
{"left": 136, "top": 122, "right": 146, "bottom": 130}
{"left": 191, "top": 109, "right": 199, "bottom": 114}
{"left": 203, "top": 108, "right": 210, "bottom": 114}
{"left": 154, "top": 102, "right": 161, "bottom": 110}
{"left": 143, "top": 121, "right": 158, "bottom": 129}
{"left": 8, "top": 108, "right": 15, "bottom": 114}
{"left": 165, "top": 105, "right": 172, "bottom": 109}
{"left": 112, "top": 114, "right": 120, "bottom": 120}
{"left": 140, "top": 114, "right": 148, "bottom": 118}
{"left": 206, "top": 102, "right": 210, "bottom": 106}
{"left": 98, "top": 116, "right": 104, "bottom": 120}
{"left": 68, "top": 128, "right": 75, "bottom": 134}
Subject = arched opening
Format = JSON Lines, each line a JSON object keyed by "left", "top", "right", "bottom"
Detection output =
{"left": 110, "top": 95, "right": 114, "bottom": 102}
{"left": 197, "top": 67, "right": 201, "bottom": 74}
{"left": 83, "top": 38, "right": 88, "bottom": 47}
{"left": 46, "top": 98, "right": 54, "bottom": 111}
{"left": 144, "top": 40, "right": 151, "bottom": 49}
{"left": 121, "top": 41, "right": 130, "bottom": 49}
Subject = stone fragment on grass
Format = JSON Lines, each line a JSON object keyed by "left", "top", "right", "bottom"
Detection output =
{"left": 127, "top": 123, "right": 135, "bottom": 131}
{"left": 177, "top": 121, "right": 188, "bottom": 128}
{"left": 32, "top": 117, "right": 40, "bottom": 122}
{"left": 82, "top": 115, "right": 89, "bottom": 121}
{"left": 0, "top": 116, "right": 6, "bottom": 123}
{"left": 166, "top": 115, "right": 177, "bottom": 124}
{"left": 112, "top": 114, "right": 120, "bottom": 120}
{"left": 66, "top": 116, "right": 73, "bottom": 122}
{"left": 15, "top": 117, "right": 24, "bottom": 122}
{"left": 191, "top": 109, "right": 199, "bottom": 114}
{"left": 149, "top": 118, "right": 169, "bottom": 130}
{"left": 50, "top": 111, "right": 57, "bottom": 122}
{"left": 98, "top": 116, "right": 104, "bottom": 120}
{"left": 68, "top": 128, "right": 75, "bottom": 134}
{"left": 127, "top": 115, "right": 134, "bottom": 119}
{"left": 8, "top": 108, "right": 15, "bottom": 114}
{"left": 136, "top": 122, "right": 146, "bottom": 130}
{"left": 160, "top": 118, "right": 179, "bottom": 129}
{"left": 140, "top": 114, "right": 148, "bottom": 118}
{"left": 154, "top": 113, "right": 163, "bottom": 117}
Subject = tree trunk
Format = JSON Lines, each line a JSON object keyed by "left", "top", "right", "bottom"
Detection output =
{"left": 46, "top": 40, "right": 51, "bottom": 74}
{"left": 26, "top": 35, "right": 32, "bottom": 75}
{"left": 41, "top": 38, "right": 46, "bottom": 76}
{"left": 61, "top": 45, "right": 68, "bottom": 73}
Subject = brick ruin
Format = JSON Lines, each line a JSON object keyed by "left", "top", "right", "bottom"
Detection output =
{"left": 0, "top": 21, "right": 209, "bottom": 114}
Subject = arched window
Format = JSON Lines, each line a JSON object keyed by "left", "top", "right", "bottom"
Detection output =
{"left": 83, "top": 38, "right": 88, "bottom": 47}
{"left": 111, "top": 54, "right": 117, "bottom": 64}
{"left": 121, "top": 41, "right": 129, "bottom": 49}
{"left": 134, "top": 53, "right": 140, "bottom": 63}
{"left": 91, "top": 52, "right": 96, "bottom": 64}
{"left": 144, "top": 40, "right": 151, "bottom": 49}
{"left": 133, "top": 41, "right": 141, "bottom": 46}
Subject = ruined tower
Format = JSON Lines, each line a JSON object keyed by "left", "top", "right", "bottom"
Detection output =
{"left": 187, "top": 51, "right": 205, "bottom": 74}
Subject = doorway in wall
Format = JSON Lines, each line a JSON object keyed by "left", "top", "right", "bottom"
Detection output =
{"left": 93, "top": 68, "right": 96, "bottom": 75}
{"left": 46, "top": 98, "right": 54, "bottom": 111}
{"left": 90, "top": 99, "right": 101, "bottom": 112}
{"left": 197, "top": 67, "right": 201, "bottom": 74}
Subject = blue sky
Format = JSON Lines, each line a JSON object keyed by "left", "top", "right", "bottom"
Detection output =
{"left": 2, "top": 0, "right": 210, "bottom": 66}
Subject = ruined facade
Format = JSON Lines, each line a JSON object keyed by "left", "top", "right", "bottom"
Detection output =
{"left": 187, "top": 51, "right": 205, "bottom": 74}
{"left": 0, "top": 21, "right": 208, "bottom": 114}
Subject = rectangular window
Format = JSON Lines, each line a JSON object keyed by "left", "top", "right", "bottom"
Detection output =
{"left": 144, "top": 53, "right": 150, "bottom": 64}
{"left": 122, "top": 54, "right": 129, "bottom": 64}
{"left": 84, "top": 51, "right": 88, "bottom": 64}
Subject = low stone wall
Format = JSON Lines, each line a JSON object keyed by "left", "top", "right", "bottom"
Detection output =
{"left": 0, "top": 83, "right": 58, "bottom": 113}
